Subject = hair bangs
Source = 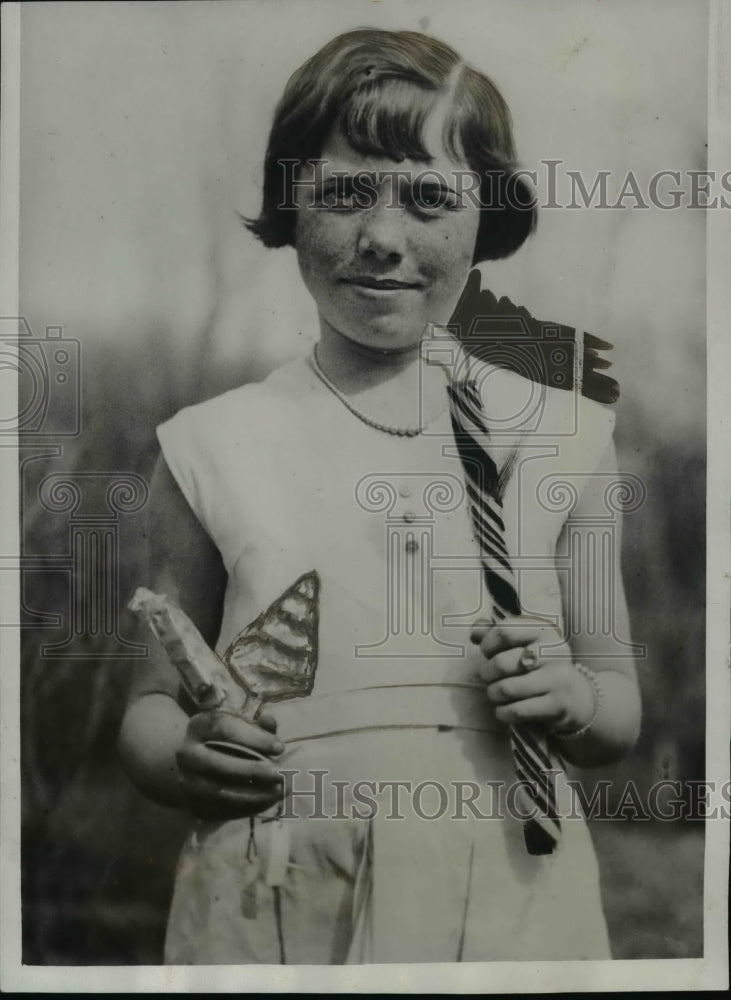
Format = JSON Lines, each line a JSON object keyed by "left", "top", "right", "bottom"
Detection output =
{"left": 338, "top": 76, "right": 444, "bottom": 164}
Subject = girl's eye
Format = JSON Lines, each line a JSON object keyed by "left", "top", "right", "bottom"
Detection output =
{"left": 320, "top": 182, "right": 360, "bottom": 211}
{"left": 322, "top": 192, "right": 356, "bottom": 210}
{"left": 409, "top": 186, "right": 461, "bottom": 214}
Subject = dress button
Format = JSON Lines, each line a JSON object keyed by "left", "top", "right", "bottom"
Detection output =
{"left": 402, "top": 511, "right": 416, "bottom": 523}
{"left": 399, "top": 484, "right": 412, "bottom": 498}
{"left": 405, "top": 538, "right": 419, "bottom": 554}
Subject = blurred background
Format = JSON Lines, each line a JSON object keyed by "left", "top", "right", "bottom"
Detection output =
{"left": 16, "top": 0, "right": 707, "bottom": 963}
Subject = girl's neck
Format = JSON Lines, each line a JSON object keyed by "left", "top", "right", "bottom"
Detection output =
{"left": 314, "top": 321, "right": 447, "bottom": 429}
{"left": 315, "top": 324, "right": 421, "bottom": 393}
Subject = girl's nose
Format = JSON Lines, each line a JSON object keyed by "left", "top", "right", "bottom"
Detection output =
{"left": 356, "top": 203, "right": 406, "bottom": 262}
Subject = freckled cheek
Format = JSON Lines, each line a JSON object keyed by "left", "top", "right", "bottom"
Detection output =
{"left": 421, "top": 238, "right": 476, "bottom": 293}
{"left": 296, "top": 218, "right": 353, "bottom": 284}
{"left": 296, "top": 231, "right": 331, "bottom": 278}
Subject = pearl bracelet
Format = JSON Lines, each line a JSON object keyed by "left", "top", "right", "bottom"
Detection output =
{"left": 552, "top": 662, "right": 603, "bottom": 740}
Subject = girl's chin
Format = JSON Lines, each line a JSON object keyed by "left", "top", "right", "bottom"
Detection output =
{"left": 342, "top": 329, "right": 424, "bottom": 354}
{"left": 333, "top": 316, "right": 427, "bottom": 350}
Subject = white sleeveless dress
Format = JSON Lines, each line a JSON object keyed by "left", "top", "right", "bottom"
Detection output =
{"left": 156, "top": 352, "right": 615, "bottom": 964}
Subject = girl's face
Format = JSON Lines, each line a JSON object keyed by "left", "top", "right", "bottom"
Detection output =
{"left": 294, "top": 124, "right": 481, "bottom": 354}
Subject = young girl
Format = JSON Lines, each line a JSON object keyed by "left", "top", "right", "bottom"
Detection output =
{"left": 119, "top": 28, "right": 641, "bottom": 964}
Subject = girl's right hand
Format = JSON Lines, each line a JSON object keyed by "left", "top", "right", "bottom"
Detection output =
{"left": 176, "top": 710, "right": 285, "bottom": 820}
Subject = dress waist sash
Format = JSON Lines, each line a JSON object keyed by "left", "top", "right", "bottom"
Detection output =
{"left": 268, "top": 682, "right": 504, "bottom": 745}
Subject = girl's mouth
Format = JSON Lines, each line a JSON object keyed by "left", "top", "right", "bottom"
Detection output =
{"left": 342, "top": 276, "right": 422, "bottom": 292}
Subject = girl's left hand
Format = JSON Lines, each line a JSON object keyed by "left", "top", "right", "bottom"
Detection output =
{"left": 470, "top": 618, "right": 595, "bottom": 734}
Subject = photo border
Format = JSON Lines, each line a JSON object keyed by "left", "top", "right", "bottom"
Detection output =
{"left": 0, "top": 0, "right": 727, "bottom": 991}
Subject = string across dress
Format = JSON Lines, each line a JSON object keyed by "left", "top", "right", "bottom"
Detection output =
{"left": 444, "top": 363, "right": 562, "bottom": 854}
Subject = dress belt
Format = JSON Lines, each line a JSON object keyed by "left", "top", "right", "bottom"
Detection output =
{"left": 268, "top": 682, "right": 504, "bottom": 745}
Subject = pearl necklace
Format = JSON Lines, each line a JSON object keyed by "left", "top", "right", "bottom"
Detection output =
{"left": 309, "top": 346, "right": 442, "bottom": 438}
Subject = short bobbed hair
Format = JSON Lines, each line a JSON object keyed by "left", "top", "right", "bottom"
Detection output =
{"left": 246, "top": 29, "right": 537, "bottom": 262}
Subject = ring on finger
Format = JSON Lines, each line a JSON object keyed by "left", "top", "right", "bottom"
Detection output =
{"left": 519, "top": 643, "right": 541, "bottom": 671}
